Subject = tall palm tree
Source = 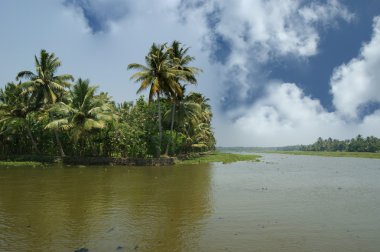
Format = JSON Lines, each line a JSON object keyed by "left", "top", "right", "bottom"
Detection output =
{"left": 46, "top": 79, "right": 116, "bottom": 156}
{"left": 165, "top": 41, "right": 201, "bottom": 155}
{"left": 185, "top": 92, "right": 215, "bottom": 151}
{"left": 0, "top": 82, "right": 40, "bottom": 153}
{"left": 128, "top": 43, "right": 184, "bottom": 157}
{"left": 16, "top": 49, "right": 74, "bottom": 106}
{"left": 16, "top": 49, "right": 74, "bottom": 156}
{"left": 164, "top": 96, "right": 202, "bottom": 152}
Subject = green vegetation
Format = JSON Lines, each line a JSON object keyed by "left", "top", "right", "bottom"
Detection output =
{"left": 0, "top": 42, "right": 215, "bottom": 160}
{"left": 177, "top": 152, "right": 261, "bottom": 165}
{"left": 272, "top": 151, "right": 380, "bottom": 159}
{"left": 0, "top": 161, "right": 43, "bottom": 167}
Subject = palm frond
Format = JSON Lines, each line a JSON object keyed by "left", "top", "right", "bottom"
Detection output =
{"left": 84, "top": 118, "right": 104, "bottom": 130}
{"left": 16, "top": 71, "right": 36, "bottom": 81}
{"left": 45, "top": 118, "right": 69, "bottom": 130}
{"left": 55, "top": 74, "right": 74, "bottom": 82}
{"left": 136, "top": 79, "right": 152, "bottom": 94}
{"left": 127, "top": 63, "right": 149, "bottom": 71}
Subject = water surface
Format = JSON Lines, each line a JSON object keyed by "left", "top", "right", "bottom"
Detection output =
{"left": 0, "top": 154, "right": 379, "bottom": 251}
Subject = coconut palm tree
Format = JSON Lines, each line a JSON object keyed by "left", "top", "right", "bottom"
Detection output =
{"left": 184, "top": 92, "right": 215, "bottom": 151}
{"left": 0, "top": 82, "right": 40, "bottom": 153}
{"left": 16, "top": 49, "right": 74, "bottom": 106}
{"left": 16, "top": 49, "right": 74, "bottom": 156}
{"left": 46, "top": 78, "right": 116, "bottom": 156}
{"left": 165, "top": 41, "right": 201, "bottom": 155}
{"left": 128, "top": 43, "right": 185, "bottom": 157}
{"left": 164, "top": 94, "right": 202, "bottom": 154}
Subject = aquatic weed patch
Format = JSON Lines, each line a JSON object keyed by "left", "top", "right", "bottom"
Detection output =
{"left": 177, "top": 152, "right": 261, "bottom": 164}
{"left": 0, "top": 161, "right": 44, "bottom": 167}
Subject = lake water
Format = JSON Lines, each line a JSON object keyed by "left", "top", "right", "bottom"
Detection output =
{"left": 0, "top": 153, "right": 380, "bottom": 251}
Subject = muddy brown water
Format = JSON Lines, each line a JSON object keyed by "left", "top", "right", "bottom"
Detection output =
{"left": 0, "top": 153, "right": 380, "bottom": 251}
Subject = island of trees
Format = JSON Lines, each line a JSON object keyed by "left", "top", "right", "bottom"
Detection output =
{"left": 298, "top": 135, "right": 380, "bottom": 152}
{"left": 275, "top": 135, "right": 380, "bottom": 153}
{"left": 0, "top": 41, "right": 215, "bottom": 159}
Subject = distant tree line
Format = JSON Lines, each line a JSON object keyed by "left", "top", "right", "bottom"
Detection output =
{"left": 298, "top": 135, "right": 380, "bottom": 153}
{"left": 0, "top": 42, "right": 215, "bottom": 158}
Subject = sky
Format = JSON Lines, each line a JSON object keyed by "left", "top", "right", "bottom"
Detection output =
{"left": 1, "top": 0, "right": 380, "bottom": 147}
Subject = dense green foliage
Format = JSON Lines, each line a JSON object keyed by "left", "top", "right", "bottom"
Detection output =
{"left": 0, "top": 43, "right": 215, "bottom": 158}
{"left": 299, "top": 135, "right": 380, "bottom": 152}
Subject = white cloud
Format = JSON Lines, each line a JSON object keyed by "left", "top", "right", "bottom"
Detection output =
{"left": 208, "top": 0, "right": 353, "bottom": 61}
{"left": 183, "top": 0, "right": 354, "bottom": 102}
{"left": 299, "top": 0, "right": 353, "bottom": 26}
{"left": 330, "top": 16, "right": 380, "bottom": 119}
{"left": 224, "top": 83, "right": 343, "bottom": 146}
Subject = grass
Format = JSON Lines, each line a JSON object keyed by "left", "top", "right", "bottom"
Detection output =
{"left": 0, "top": 161, "right": 44, "bottom": 167}
{"left": 177, "top": 152, "right": 261, "bottom": 165}
{"left": 270, "top": 151, "right": 380, "bottom": 159}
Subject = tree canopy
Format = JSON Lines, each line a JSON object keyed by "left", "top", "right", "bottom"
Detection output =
{"left": 0, "top": 43, "right": 215, "bottom": 158}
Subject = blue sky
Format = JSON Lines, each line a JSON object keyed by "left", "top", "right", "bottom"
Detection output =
{"left": 1, "top": 0, "right": 380, "bottom": 146}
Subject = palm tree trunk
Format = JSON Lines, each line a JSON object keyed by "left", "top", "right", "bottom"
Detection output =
{"left": 165, "top": 102, "right": 176, "bottom": 156}
{"left": 185, "top": 125, "right": 191, "bottom": 154}
{"left": 54, "top": 129, "right": 65, "bottom": 157}
{"left": 157, "top": 92, "right": 162, "bottom": 158}
{"left": 174, "top": 130, "right": 178, "bottom": 154}
{"left": 26, "top": 125, "right": 39, "bottom": 153}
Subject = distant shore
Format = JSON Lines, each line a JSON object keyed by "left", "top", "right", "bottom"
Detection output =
{"left": 269, "top": 151, "right": 380, "bottom": 159}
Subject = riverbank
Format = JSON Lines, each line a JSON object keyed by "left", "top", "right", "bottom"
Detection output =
{"left": 0, "top": 161, "right": 44, "bottom": 167}
{"left": 0, "top": 155, "right": 176, "bottom": 166}
{"left": 271, "top": 151, "right": 380, "bottom": 159}
{"left": 0, "top": 152, "right": 261, "bottom": 167}
{"left": 177, "top": 152, "right": 261, "bottom": 165}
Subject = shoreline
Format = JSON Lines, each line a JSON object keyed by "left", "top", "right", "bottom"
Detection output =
{"left": 0, "top": 152, "right": 261, "bottom": 167}
{"left": 268, "top": 151, "right": 380, "bottom": 159}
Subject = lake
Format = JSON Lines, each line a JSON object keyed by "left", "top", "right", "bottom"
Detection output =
{"left": 1, "top": 153, "right": 380, "bottom": 251}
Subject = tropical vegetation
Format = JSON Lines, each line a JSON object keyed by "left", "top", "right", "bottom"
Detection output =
{"left": 269, "top": 135, "right": 380, "bottom": 153}
{"left": 0, "top": 42, "right": 215, "bottom": 159}
{"left": 299, "top": 135, "right": 380, "bottom": 152}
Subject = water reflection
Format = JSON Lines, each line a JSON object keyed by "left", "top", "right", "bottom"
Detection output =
{"left": 0, "top": 164, "right": 212, "bottom": 251}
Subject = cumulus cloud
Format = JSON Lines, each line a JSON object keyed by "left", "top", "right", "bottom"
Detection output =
{"left": 210, "top": 0, "right": 353, "bottom": 61}
{"left": 223, "top": 83, "right": 343, "bottom": 146}
{"left": 330, "top": 16, "right": 380, "bottom": 119}
{"left": 179, "top": 0, "right": 354, "bottom": 106}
